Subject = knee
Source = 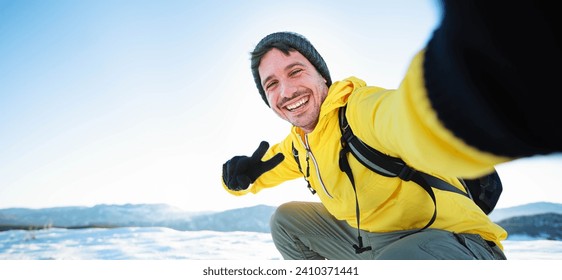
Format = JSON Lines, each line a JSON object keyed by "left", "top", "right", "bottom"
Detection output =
{"left": 270, "top": 202, "right": 299, "bottom": 232}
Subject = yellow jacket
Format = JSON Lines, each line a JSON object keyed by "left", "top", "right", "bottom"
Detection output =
{"left": 224, "top": 51, "right": 508, "bottom": 248}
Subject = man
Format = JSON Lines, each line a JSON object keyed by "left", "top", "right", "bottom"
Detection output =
{"left": 221, "top": 1, "right": 560, "bottom": 260}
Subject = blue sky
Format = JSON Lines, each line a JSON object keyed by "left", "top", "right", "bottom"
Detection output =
{"left": 1, "top": 0, "right": 561, "bottom": 212}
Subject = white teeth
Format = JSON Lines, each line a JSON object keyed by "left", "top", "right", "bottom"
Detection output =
{"left": 286, "top": 97, "right": 308, "bottom": 111}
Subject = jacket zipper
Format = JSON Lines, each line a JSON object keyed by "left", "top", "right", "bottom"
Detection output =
{"left": 300, "top": 135, "right": 333, "bottom": 199}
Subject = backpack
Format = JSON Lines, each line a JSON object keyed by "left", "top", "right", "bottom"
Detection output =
{"left": 291, "top": 105, "right": 503, "bottom": 253}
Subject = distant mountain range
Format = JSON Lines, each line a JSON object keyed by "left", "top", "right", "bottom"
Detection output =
{"left": 497, "top": 213, "right": 562, "bottom": 240}
{"left": 0, "top": 203, "right": 275, "bottom": 233}
{"left": 1, "top": 202, "right": 561, "bottom": 240}
{"left": 489, "top": 202, "right": 562, "bottom": 221}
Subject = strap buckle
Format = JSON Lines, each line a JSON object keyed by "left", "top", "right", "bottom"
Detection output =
{"left": 398, "top": 165, "right": 416, "bottom": 181}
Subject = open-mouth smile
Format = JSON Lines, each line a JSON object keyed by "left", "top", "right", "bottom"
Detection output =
{"left": 285, "top": 97, "right": 309, "bottom": 111}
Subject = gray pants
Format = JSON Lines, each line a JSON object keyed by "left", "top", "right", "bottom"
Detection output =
{"left": 270, "top": 201, "right": 507, "bottom": 260}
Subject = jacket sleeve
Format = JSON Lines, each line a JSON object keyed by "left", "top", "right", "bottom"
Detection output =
{"left": 348, "top": 57, "right": 507, "bottom": 180}
{"left": 353, "top": 0, "right": 561, "bottom": 179}
{"left": 424, "top": 0, "right": 562, "bottom": 158}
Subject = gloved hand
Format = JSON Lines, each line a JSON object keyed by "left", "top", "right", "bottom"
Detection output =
{"left": 222, "top": 141, "right": 285, "bottom": 191}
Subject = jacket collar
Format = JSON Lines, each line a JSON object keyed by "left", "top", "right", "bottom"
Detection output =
{"left": 291, "top": 76, "right": 366, "bottom": 137}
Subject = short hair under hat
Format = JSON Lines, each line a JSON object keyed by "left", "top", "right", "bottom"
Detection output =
{"left": 250, "top": 32, "right": 332, "bottom": 107}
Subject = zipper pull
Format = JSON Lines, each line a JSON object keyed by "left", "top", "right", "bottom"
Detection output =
{"left": 306, "top": 181, "right": 316, "bottom": 195}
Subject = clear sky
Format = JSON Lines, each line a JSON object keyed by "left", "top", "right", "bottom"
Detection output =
{"left": 1, "top": 0, "right": 561, "bottom": 213}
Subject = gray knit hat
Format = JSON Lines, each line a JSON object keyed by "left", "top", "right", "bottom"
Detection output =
{"left": 251, "top": 32, "right": 332, "bottom": 107}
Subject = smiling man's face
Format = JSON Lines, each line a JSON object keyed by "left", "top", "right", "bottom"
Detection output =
{"left": 258, "top": 48, "right": 329, "bottom": 133}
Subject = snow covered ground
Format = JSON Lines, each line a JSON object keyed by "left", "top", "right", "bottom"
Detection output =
{"left": 1, "top": 227, "right": 560, "bottom": 279}
{"left": 1, "top": 227, "right": 561, "bottom": 260}
{"left": 0, "top": 227, "right": 280, "bottom": 260}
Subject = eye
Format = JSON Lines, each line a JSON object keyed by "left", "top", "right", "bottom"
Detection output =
{"left": 265, "top": 80, "right": 278, "bottom": 90}
{"left": 289, "top": 69, "right": 303, "bottom": 76}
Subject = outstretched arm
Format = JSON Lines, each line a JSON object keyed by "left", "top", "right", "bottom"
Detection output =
{"left": 424, "top": 0, "right": 561, "bottom": 158}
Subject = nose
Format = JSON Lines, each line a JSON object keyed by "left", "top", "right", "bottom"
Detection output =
{"left": 279, "top": 79, "right": 298, "bottom": 99}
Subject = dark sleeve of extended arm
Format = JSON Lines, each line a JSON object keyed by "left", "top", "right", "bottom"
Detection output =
{"left": 423, "top": 0, "right": 561, "bottom": 158}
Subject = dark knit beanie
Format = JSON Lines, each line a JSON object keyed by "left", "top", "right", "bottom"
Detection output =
{"left": 251, "top": 32, "right": 332, "bottom": 107}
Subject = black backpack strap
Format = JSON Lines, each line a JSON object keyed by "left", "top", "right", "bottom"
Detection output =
{"left": 338, "top": 105, "right": 478, "bottom": 238}
{"left": 340, "top": 103, "right": 503, "bottom": 215}
{"left": 339, "top": 105, "right": 470, "bottom": 195}
{"left": 337, "top": 104, "right": 502, "bottom": 250}
{"left": 338, "top": 137, "right": 372, "bottom": 254}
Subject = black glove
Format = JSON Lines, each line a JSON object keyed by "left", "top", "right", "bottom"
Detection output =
{"left": 222, "top": 141, "right": 285, "bottom": 191}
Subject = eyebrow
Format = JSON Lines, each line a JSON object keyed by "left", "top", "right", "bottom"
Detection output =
{"left": 262, "top": 62, "right": 307, "bottom": 88}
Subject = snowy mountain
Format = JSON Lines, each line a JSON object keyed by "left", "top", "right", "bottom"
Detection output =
{"left": 497, "top": 213, "right": 562, "bottom": 240}
{"left": 0, "top": 204, "right": 275, "bottom": 233}
{"left": 489, "top": 201, "right": 562, "bottom": 222}
{"left": 2, "top": 202, "right": 562, "bottom": 239}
